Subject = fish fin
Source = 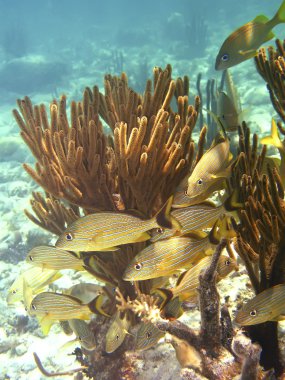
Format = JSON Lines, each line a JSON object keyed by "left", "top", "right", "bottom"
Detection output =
{"left": 88, "top": 294, "right": 110, "bottom": 317}
{"left": 133, "top": 232, "right": 151, "bottom": 243}
{"left": 238, "top": 50, "right": 257, "bottom": 60}
{"left": 39, "top": 316, "right": 54, "bottom": 335}
{"left": 156, "top": 196, "right": 182, "bottom": 231}
{"left": 261, "top": 118, "right": 284, "bottom": 151}
{"left": 176, "top": 270, "right": 188, "bottom": 286}
{"left": 89, "top": 241, "right": 120, "bottom": 252}
{"left": 264, "top": 30, "right": 275, "bottom": 43}
{"left": 271, "top": 0, "right": 285, "bottom": 25}
{"left": 252, "top": 14, "right": 269, "bottom": 23}
{"left": 152, "top": 288, "right": 173, "bottom": 309}
{"left": 59, "top": 338, "right": 78, "bottom": 352}
{"left": 181, "top": 230, "right": 208, "bottom": 240}
{"left": 211, "top": 165, "right": 232, "bottom": 180}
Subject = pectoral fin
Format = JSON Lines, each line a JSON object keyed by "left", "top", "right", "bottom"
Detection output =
{"left": 39, "top": 315, "right": 54, "bottom": 335}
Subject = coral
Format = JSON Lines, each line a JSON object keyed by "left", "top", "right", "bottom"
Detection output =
{"left": 12, "top": 62, "right": 282, "bottom": 379}
{"left": 227, "top": 123, "right": 285, "bottom": 375}
{"left": 255, "top": 39, "right": 285, "bottom": 123}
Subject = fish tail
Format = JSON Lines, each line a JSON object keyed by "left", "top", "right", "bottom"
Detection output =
{"left": 88, "top": 295, "right": 111, "bottom": 317}
{"left": 272, "top": 0, "right": 285, "bottom": 25}
{"left": 152, "top": 288, "right": 174, "bottom": 309}
{"left": 155, "top": 196, "right": 182, "bottom": 231}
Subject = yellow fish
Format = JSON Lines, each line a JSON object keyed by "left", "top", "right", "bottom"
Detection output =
{"left": 7, "top": 266, "right": 62, "bottom": 305}
{"left": 215, "top": 0, "right": 285, "bottom": 70}
{"left": 150, "top": 201, "right": 225, "bottom": 242}
{"left": 26, "top": 246, "right": 84, "bottom": 271}
{"left": 185, "top": 138, "right": 232, "bottom": 206}
{"left": 105, "top": 312, "right": 131, "bottom": 353}
{"left": 171, "top": 254, "right": 238, "bottom": 301}
{"left": 235, "top": 284, "right": 285, "bottom": 326}
{"left": 56, "top": 197, "right": 180, "bottom": 252}
{"left": 30, "top": 292, "right": 109, "bottom": 334}
{"left": 123, "top": 233, "right": 212, "bottom": 281}
{"left": 135, "top": 322, "right": 165, "bottom": 351}
{"left": 261, "top": 118, "right": 285, "bottom": 183}
{"left": 68, "top": 319, "right": 96, "bottom": 351}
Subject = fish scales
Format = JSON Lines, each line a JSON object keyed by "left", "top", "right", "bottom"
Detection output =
{"left": 123, "top": 236, "right": 211, "bottom": 280}
{"left": 56, "top": 213, "right": 156, "bottom": 251}
{"left": 7, "top": 266, "right": 61, "bottom": 305}
{"left": 30, "top": 292, "right": 90, "bottom": 320}
{"left": 235, "top": 284, "right": 285, "bottom": 325}
{"left": 27, "top": 246, "right": 83, "bottom": 270}
{"left": 135, "top": 322, "right": 165, "bottom": 351}
{"left": 172, "top": 255, "right": 237, "bottom": 299}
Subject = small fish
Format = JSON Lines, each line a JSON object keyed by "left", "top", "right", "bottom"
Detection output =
{"left": 7, "top": 266, "right": 62, "bottom": 305}
{"left": 151, "top": 201, "right": 225, "bottom": 242}
{"left": 169, "top": 336, "right": 202, "bottom": 370}
{"left": 185, "top": 138, "right": 232, "bottom": 206}
{"left": 56, "top": 197, "right": 180, "bottom": 252}
{"left": 30, "top": 292, "right": 109, "bottom": 334}
{"left": 235, "top": 284, "right": 285, "bottom": 325}
{"left": 105, "top": 312, "right": 131, "bottom": 353}
{"left": 261, "top": 118, "right": 285, "bottom": 183}
{"left": 26, "top": 246, "right": 84, "bottom": 271}
{"left": 160, "top": 255, "right": 235, "bottom": 305}
{"left": 135, "top": 322, "right": 165, "bottom": 351}
{"left": 69, "top": 319, "right": 96, "bottom": 351}
{"left": 215, "top": 0, "right": 285, "bottom": 70}
{"left": 123, "top": 233, "right": 212, "bottom": 281}
{"left": 171, "top": 254, "right": 238, "bottom": 301}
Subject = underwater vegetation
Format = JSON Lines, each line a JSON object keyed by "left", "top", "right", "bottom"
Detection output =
{"left": 6, "top": 19, "right": 285, "bottom": 377}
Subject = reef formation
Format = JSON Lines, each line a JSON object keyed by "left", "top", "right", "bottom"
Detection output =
{"left": 7, "top": 39, "right": 285, "bottom": 379}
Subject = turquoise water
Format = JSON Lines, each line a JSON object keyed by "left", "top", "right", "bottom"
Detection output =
{"left": 0, "top": 0, "right": 284, "bottom": 379}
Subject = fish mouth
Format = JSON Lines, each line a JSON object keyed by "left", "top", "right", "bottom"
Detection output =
{"left": 215, "top": 57, "right": 222, "bottom": 71}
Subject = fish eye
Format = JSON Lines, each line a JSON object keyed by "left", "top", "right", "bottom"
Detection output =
{"left": 197, "top": 179, "right": 203, "bottom": 185}
{"left": 221, "top": 53, "right": 229, "bottom": 61}
{"left": 146, "top": 332, "right": 152, "bottom": 339}
{"left": 249, "top": 309, "right": 257, "bottom": 317}
{"left": 65, "top": 232, "right": 73, "bottom": 241}
{"left": 156, "top": 228, "right": 164, "bottom": 234}
{"left": 29, "top": 255, "right": 33, "bottom": 261}
{"left": 31, "top": 304, "right": 37, "bottom": 310}
{"left": 134, "top": 262, "right": 143, "bottom": 271}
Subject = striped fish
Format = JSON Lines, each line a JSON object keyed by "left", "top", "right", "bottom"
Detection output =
{"left": 135, "top": 322, "right": 165, "bottom": 351}
{"left": 55, "top": 197, "right": 180, "bottom": 252}
{"left": 215, "top": 0, "right": 285, "bottom": 70}
{"left": 105, "top": 312, "right": 131, "bottom": 353}
{"left": 26, "top": 246, "right": 84, "bottom": 271}
{"left": 171, "top": 255, "right": 238, "bottom": 300}
{"left": 151, "top": 201, "right": 225, "bottom": 242}
{"left": 29, "top": 292, "right": 97, "bottom": 321}
{"left": 7, "top": 266, "right": 62, "bottom": 305}
{"left": 185, "top": 138, "right": 232, "bottom": 206}
{"left": 235, "top": 284, "right": 285, "bottom": 325}
{"left": 123, "top": 234, "right": 212, "bottom": 281}
{"left": 69, "top": 319, "right": 96, "bottom": 351}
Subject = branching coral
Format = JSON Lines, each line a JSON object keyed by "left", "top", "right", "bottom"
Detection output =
{"left": 255, "top": 39, "right": 285, "bottom": 123}
{"left": 227, "top": 123, "right": 285, "bottom": 375}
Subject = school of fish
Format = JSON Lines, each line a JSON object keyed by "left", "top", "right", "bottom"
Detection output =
{"left": 9, "top": 0, "right": 285, "bottom": 357}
